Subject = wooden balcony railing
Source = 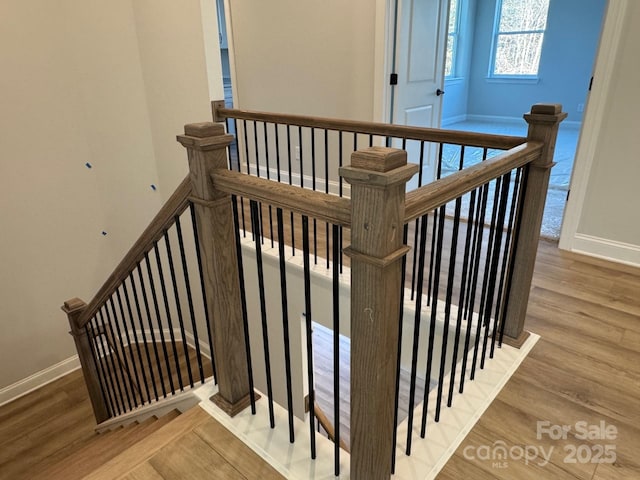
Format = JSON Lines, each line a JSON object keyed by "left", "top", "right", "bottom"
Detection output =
{"left": 64, "top": 102, "right": 565, "bottom": 480}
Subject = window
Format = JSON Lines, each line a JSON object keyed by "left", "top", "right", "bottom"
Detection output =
{"left": 490, "top": 0, "right": 550, "bottom": 77}
{"left": 445, "top": 0, "right": 461, "bottom": 78}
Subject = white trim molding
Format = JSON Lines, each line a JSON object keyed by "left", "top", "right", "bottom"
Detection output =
{"left": 572, "top": 233, "right": 640, "bottom": 268}
{"left": 559, "top": 0, "right": 629, "bottom": 252}
{"left": 0, "top": 355, "right": 81, "bottom": 407}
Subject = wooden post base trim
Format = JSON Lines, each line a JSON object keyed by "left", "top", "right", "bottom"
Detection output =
{"left": 502, "top": 330, "right": 531, "bottom": 349}
{"left": 209, "top": 391, "right": 261, "bottom": 418}
{"left": 343, "top": 245, "right": 411, "bottom": 268}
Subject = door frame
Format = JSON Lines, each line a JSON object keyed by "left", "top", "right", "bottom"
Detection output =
{"left": 373, "top": 0, "right": 628, "bottom": 253}
{"left": 558, "top": 0, "right": 628, "bottom": 251}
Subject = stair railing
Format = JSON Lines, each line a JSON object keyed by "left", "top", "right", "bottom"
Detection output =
{"left": 65, "top": 102, "right": 564, "bottom": 480}
{"left": 63, "top": 177, "right": 216, "bottom": 423}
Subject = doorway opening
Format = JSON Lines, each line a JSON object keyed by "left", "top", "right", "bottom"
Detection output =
{"left": 389, "top": 0, "right": 608, "bottom": 239}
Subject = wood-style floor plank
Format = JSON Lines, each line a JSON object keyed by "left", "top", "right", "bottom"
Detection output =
{"left": 1, "top": 239, "right": 638, "bottom": 479}
{"left": 439, "top": 240, "right": 640, "bottom": 478}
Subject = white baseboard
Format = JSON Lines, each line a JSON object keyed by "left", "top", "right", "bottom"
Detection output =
{"left": 441, "top": 114, "right": 467, "bottom": 127}
{"left": 466, "top": 114, "right": 582, "bottom": 129}
{"left": 0, "top": 355, "right": 81, "bottom": 407}
{"left": 572, "top": 233, "right": 640, "bottom": 268}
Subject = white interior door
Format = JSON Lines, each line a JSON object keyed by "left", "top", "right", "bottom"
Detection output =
{"left": 393, "top": 0, "right": 449, "bottom": 188}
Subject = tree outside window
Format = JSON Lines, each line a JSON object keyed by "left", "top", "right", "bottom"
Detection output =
{"left": 491, "top": 0, "right": 550, "bottom": 77}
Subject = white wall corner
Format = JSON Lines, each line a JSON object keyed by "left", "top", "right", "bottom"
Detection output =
{"left": 0, "top": 356, "right": 81, "bottom": 407}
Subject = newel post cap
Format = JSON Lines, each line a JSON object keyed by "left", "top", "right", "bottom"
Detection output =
{"left": 177, "top": 122, "right": 233, "bottom": 150}
{"left": 524, "top": 103, "right": 568, "bottom": 124}
{"left": 340, "top": 147, "right": 418, "bottom": 187}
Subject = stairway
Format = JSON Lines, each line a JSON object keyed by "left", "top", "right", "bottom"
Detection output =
{"left": 33, "top": 409, "right": 182, "bottom": 480}
{"left": 31, "top": 405, "right": 284, "bottom": 480}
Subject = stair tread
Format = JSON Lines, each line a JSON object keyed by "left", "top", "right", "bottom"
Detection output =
{"left": 84, "top": 406, "right": 211, "bottom": 480}
{"left": 32, "top": 409, "right": 183, "bottom": 480}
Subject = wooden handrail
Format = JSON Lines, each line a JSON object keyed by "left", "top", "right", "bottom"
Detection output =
{"left": 214, "top": 103, "right": 527, "bottom": 150}
{"left": 212, "top": 169, "right": 352, "bottom": 227}
{"left": 313, "top": 401, "right": 350, "bottom": 453}
{"left": 404, "top": 141, "right": 544, "bottom": 223}
{"left": 77, "top": 177, "right": 193, "bottom": 328}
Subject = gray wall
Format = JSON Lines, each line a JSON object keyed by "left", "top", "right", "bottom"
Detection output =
{"left": 226, "top": 0, "right": 377, "bottom": 121}
{"left": 0, "top": 0, "right": 218, "bottom": 394}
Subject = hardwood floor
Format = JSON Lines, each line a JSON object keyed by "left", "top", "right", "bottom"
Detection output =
{"left": 1, "top": 239, "right": 638, "bottom": 479}
{"left": 0, "top": 343, "right": 213, "bottom": 480}
{"left": 438, "top": 240, "right": 640, "bottom": 479}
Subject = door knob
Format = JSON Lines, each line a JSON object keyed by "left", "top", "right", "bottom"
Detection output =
{"left": 436, "top": 88, "right": 445, "bottom": 96}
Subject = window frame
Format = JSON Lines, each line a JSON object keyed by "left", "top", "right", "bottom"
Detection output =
{"left": 445, "top": 0, "right": 462, "bottom": 79}
{"left": 488, "top": 0, "right": 550, "bottom": 80}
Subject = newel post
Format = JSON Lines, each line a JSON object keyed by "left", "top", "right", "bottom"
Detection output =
{"left": 177, "top": 123, "right": 252, "bottom": 416}
{"left": 502, "top": 104, "right": 567, "bottom": 346}
{"left": 340, "top": 147, "right": 418, "bottom": 480}
{"left": 62, "top": 298, "right": 110, "bottom": 423}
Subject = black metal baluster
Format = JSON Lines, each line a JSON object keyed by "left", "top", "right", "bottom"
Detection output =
{"left": 420, "top": 205, "right": 446, "bottom": 437}
{"left": 299, "top": 126, "right": 304, "bottom": 187}
{"left": 144, "top": 252, "right": 175, "bottom": 396}
{"left": 97, "top": 308, "right": 125, "bottom": 414}
{"left": 263, "top": 122, "right": 275, "bottom": 248}
{"left": 275, "top": 123, "right": 282, "bottom": 182}
{"left": 410, "top": 217, "right": 421, "bottom": 300}
{"left": 232, "top": 118, "right": 247, "bottom": 236}
{"left": 276, "top": 208, "right": 295, "bottom": 442}
{"left": 391, "top": 224, "right": 409, "bottom": 473}
{"left": 175, "top": 216, "right": 205, "bottom": 384}
{"left": 435, "top": 196, "right": 462, "bottom": 422}
{"left": 164, "top": 231, "right": 195, "bottom": 388}
{"left": 287, "top": 125, "right": 295, "bottom": 256}
{"left": 427, "top": 144, "right": 445, "bottom": 305}
{"left": 499, "top": 166, "right": 530, "bottom": 346}
{"left": 242, "top": 119, "right": 250, "bottom": 176}
{"left": 136, "top": 264, "right": 167, "bottom": 398}
{"left": 231, "top": 196, "right": 257, "bottom": 413}
{"left": 325, "top": 129, "right": 330, "bottom": 269}
{"left": 107, "top": 296, "right": 135, "bottom": 411}
{"left": 459, "top": 183, "right": 490, "bottom": 394}
{"left": 447, "top": 189, "right": 477, "bottom": 407}
{"left": 190, "top": 204, "right": 217, "bottom": 383}
{"left": 116, "top": 289, "right": 145, "bottom": 406}
{"left": 153, "top": 242, "right": 184, "bottom": 391}
{"left": 302, "top": 215, "right": 316, "bottom": 459}
{"left": 87, "top": 319, "right": 115, "bottom": 416}
{"left": 490, "top": 168, "right": 521, "bottom": 358}
{"left": 480, "top": 173, "right": 511, "bottom": 369}
{"left": 418, "top": 140, "right": 425, "bottom": 186}
{"left": 128, "top": 272, "right": 160, "bottom": 401}
{"left": 463, "top": 148, "right": 489, "bottom": 319}
{"left": 250, "top": 201, "right": 275, "bottom": 428}
{"left": 338, "top": 131, "right": 343, "bottom": 272}
{"left": 122, "top": 281, "right": 152, "bottom": 403}
{"left": 405, "top": 214, "right": 429, "bottom": 455}
{"left": 470, "top": 178, "right": 502, "bottom": 381}
{"left": 331, "top": 223, "right": 341, "bottom": 476}
{"left": 311, "top": 128, "right": 318, "bottom": 264}
{"left": 224, "top": 118, "right": 232, "bottom": 169}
